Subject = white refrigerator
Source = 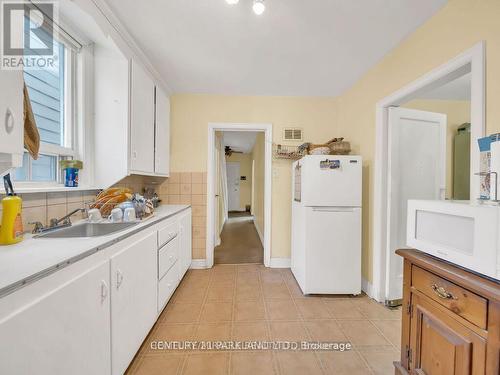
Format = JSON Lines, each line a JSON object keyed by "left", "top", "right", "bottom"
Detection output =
{"left": 291, "top": 155, "right": 362, "bottom": 295}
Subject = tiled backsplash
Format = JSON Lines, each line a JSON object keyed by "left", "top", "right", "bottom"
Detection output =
{"left": 157, "top": 172, "right": 207, "bottom": 259}
{"left": 0, "top": 191, "right": 99, "bottom": 234}
{"left": 0, "top": 173, "right": 208, "bottom": 259}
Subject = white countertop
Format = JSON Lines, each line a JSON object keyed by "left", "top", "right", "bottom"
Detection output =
{"left": 0, "top": 205, "right": 190, "bottom": 298}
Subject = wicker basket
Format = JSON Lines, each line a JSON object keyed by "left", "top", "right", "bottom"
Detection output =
{"left": 308, "top": 144, "right": 331, "bottom": 155}
{"left": 273, "top": 144, "right": 306, "bottom": 160}
{"left": 327, "top": 138, "right": 351, "bottom": 155}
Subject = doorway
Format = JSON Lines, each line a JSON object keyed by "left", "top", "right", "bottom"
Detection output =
{"left": 373, "top": 42, "right": 485, "bottom": 304}
{"left": 206, "top": 123, "right": 272, "bottom": 268}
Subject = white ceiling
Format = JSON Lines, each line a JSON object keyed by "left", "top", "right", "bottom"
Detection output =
{"left": 104, "top": 0, "right": 447, "bottom": 96}
{"left": 417, "top": 73, "right": 471, "bottom": 101}
{"left": 223, "top": 131, "right": 258, "bottom": 153}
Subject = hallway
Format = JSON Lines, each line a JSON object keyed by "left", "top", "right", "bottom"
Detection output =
{"left": 214, "top": 213, "right": 263, "bottom": 264}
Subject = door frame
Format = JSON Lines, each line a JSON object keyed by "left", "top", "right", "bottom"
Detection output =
{"left": 206, "top": 123, "right": 273, "bottom": 268}
{"left": 372, "top": 41, "right": 485, "bottom": 303}
{"left": 226, "top": 161, "right": 242, "bottom": 211}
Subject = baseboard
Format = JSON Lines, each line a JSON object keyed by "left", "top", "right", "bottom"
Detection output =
{"left": 362, "top": 278, "right": 375, "bottom": 299}
{"left": 269, "top": 257, "right": 291, "bottom": 268}
{"left": 190, "top": 259, "right": 208, "bottom": 269}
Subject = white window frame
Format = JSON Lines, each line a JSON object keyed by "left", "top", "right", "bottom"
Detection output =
{"left": 14, "top": 12, "right": 86, "bottom": 189}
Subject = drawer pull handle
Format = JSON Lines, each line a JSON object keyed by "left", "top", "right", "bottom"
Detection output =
{"left": 431, "top": 284, "right": 456, "bottom": 300}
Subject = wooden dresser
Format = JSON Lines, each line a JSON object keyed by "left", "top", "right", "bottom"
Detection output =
{"left": 395, "top": 249, "right": 500, "bottom": 375}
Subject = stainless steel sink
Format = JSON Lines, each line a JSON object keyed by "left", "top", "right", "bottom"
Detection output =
{"left": 35, "top": 222, "right": 138, "bottom": 238}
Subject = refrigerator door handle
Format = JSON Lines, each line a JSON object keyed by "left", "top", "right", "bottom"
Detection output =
{"left": 311, "top": 206, "right": 359, "bottom": 212}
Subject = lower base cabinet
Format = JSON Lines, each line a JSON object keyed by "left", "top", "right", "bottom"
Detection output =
{"left": 0, "top": 261, "right": 111, "bottom": 375}
{"left": 111, "top": 231, "right": 158, "bottom": 375}
{"left": 0, "top": 208, "right": 192, "bottom": 375}
{"left": 395, "top": 249, "right": 500, "bottom": 375}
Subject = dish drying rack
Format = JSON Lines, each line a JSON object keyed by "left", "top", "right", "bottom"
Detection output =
{"left": 84, "top": 199, "right": 154, "bottom": 220}
{"left": 273, "top": 144, "right": 306, "bottom": 160}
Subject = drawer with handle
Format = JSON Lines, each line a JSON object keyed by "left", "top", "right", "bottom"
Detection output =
{"left": 158, "top": 236, "right": 178, "bottom": 280}
{"left": 158, "top": 220, "right": 179, "bottom": 249}
{"left": 158, "top": 262, "right": 179, "bottom": 313}
{"left": 411, "top": 265, "right": 488, "bottom": 329}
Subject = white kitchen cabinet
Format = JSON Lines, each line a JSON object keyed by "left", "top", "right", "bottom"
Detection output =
{"left": 130, "top": 59, "right": 155, "bottom": 174}
{"left": 0, "top": 261, "right": 111, "bottom": 375}
{"left": 110, "top": 231, "right": 157, "bottom": 375}
{"left": 178, "top": 208, "right": 193, "bottom": 277}
{"left": 154, "top": 87, "right": 170, "bottom": 176}
{"left": 0, "top": 69, "right": 24, "bottom": 176}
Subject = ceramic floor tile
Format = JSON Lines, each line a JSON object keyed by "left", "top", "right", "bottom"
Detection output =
{"left": 262, "top": 283, "right": 291, "bottom": 300}
{"left": 359, "top": 349, "right": 400, "bottom": 375}
{"left": 162, "top": 303, "right": 203, "bottom": 323}
{"left": 371, "top": 319, "right": 402, "bottom": 348}
{"left": 200, "top": 302, "right": 233, "bottom": 322}
{"left": 231, "top": 321, "right": 269, "bottom": 341}
{"left": 269, "top": 321, "right": 309, "bottom": 341}
{"left": 230, "top": 352, "right": 277, "bottom": 375}
{"left": 182, "top": 352, "right": 229, "bottom": 375}
{"left": 132, "top": 354, "right": 185, "bottom": 375}
{"left": 234, "top": 301, "right": 266, "bottom": 321}
{"left": 338, "top": 320, "right": 391, "bottom": 347}
{"left": 322, "top": 299, "right": 365, "bottom": 319}
{"left": 303, "top": 320, "right": 348, "bottom": 342}
{"left": 265, "top": 300, "right": 300, "bottom": 320}
{"left": 351, "top": 299, "right": 401, "bottom": 320}
{"left": 276, "top": 351, "right": 324, "bottom": 375}
{"left": 194, "top": 322, "right": 232, "bottom": 342}
{"left": 143, "top": 324, "right": 196, "bottom": 355}
{"left": 294, "top": 298, "right": 332, "bottom": 319}
{"left": 173, "top": 286, "right": 207, "bottom": 304}
{"left": 206, "top": 285, "right": 235, "bottom": 302}
{"left": 235, "top": 286, "right": 263, "bottom": 302}
{"left": 317, "top": 351, "right": 371, "bottom": 375}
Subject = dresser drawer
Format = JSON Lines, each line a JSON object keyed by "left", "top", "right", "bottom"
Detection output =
{"left": 158, "top": 262, "right": 179, "bottom": 313}
{"left": 158, "top": 220, "right": 179, "bottom": 249}
{"left": 158, "top": 237, "right": 178, "bottom": 280}
{"left": 411, "top": 266, "right": 488, "bottom": 329}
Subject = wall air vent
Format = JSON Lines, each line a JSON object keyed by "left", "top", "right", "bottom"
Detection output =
{"left": 283, "top": 128, "right": 303, "bottom": 141}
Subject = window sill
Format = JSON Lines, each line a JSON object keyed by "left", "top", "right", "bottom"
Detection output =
{"left": 12, "top": 185, "right": 100, "bottom": 194}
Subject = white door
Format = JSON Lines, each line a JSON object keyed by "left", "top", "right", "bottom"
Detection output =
{"left": 155, "top": 87, "right": 170, "bottom": 176}
{"left": 0, "top": 261, "right": 111, "bottom": 375}
{"left": 111, "top": 232, "right": 158, "bottom": 375}
{"left": 130, "top": 59, "right": 155, "bottom": 174}
{"left": 386, "top": 107, "right": 447, "bottom": 302}
{"left": 226, "top": 162, "right": 241, "bottom": 211}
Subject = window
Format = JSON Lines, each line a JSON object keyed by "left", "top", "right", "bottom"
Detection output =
{"left": 14, "top": 14, "right": 80, "bottom": 184}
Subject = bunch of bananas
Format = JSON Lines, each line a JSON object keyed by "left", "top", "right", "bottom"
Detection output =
{"left": 90, "top": 188, "right": 133, "bottom": 217}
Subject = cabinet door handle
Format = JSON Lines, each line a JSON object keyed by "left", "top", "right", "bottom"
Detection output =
{"left": 100, "top": 280, "right": 109, "bottom": 302}
{"left": 116, "top": 269, "right": 124, "bottom": 289}
{"left": 431, "top": 284, "right": 456, "bottom": 300}
{"left": 5, "top": 108, "right": 14, "bottom": 134}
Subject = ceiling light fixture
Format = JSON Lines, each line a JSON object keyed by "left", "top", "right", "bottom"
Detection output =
{"left": 226, "top": 0, "right": 239, "bottom": 4}
{"left": 252, "top": 0, "right": 265, "bottom": 15}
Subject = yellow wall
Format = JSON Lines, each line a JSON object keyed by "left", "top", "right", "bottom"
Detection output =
{"left": 402, "top": 99, "right": 471, "bottom": 198}
{"left": 170, "top": 94, "right": 340, "bottom": 258}
{"left": 252, "top": 134, "right": 265, "bottom": 238}
{"left": 226, "top": 153, "right": 253, "bottom": 210}
{"left": 336, "top": 0, "right": 500, "bottom": 281}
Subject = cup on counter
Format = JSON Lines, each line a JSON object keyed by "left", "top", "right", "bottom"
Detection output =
{"left": 88, "top": 208, "right": 102, "bottom": 223}
{"left": 108, "top": 208, "right": 123, "bottom": 223}
{"left": 123, "top": 207, "right": 136, "bottom": 222}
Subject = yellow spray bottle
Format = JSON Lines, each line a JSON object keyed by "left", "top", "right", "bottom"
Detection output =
{"left": 0, "top": 173, "right": 23, "bottom": 245}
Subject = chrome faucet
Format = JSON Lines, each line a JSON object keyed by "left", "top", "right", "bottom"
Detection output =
{"left": 31, "top": 208, "right": 87, "bottom": 234}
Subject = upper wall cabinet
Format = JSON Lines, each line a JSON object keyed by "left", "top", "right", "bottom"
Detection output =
{"left": 94, "top": 55, "right": 170, "bottom": 187}
{"left": 130, "top": 60, "right": 155, "bottom": 175}
{"left": 155, "top": 87, "right": 170, "bottom": 176}
{"left": 0, "top": 70, "right": 24, "bottom": 177}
